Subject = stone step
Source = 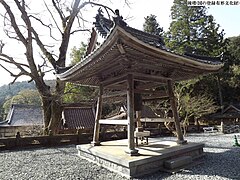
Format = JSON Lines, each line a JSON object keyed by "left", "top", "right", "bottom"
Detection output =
{"left": 164, "top": 156, "right": 193, "bottom": 170}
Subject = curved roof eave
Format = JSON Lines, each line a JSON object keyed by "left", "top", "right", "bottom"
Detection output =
{"left": 56, "top": 25, "right": 121, "bottom": 81}
{"left": 114, "top": 26, "right": 223, "bottom": 71}
{"left": 57, "top": 25, "right": 223, "bottom": 81}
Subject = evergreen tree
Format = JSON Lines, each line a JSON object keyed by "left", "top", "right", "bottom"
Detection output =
{"left": 227, "top": 35, "right": 240, "bottom": 65}
{"left": 166, "top": 0, "right": 226, "bottom": 56}
{"left": 3, "top": 89, "right": 41, "bottom": 114}
{"left": 143, "top": 14, "right": 163, "bottom": 36}
{"left": 70, "top": 42, "right": 88, "bottom": 66}
{"left": 217, "top": 35, "right": 240, "bottom": 103}
{"left": 165, "top": 0, "right": 228, "bottom": 122}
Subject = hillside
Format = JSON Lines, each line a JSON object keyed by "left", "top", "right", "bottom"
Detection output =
{"left": 0, "top": 80, "right": 55, "bottom": 106}
{"left": 0, "top": 81, "right": 36, "bottom": 104}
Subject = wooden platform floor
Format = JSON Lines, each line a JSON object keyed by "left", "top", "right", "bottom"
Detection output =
{"left": 76, "top": 138, "right": 204, "bottom": 178}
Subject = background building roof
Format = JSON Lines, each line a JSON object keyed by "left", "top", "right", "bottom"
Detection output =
{"left": 61, "top": 106, "right": 95, "bottom": 130}
{"left": 0, "top": 104, "right": 43, "bottom": 127}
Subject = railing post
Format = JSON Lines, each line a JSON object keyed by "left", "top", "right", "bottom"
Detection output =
{"left": 15, "top": 131, "right": 21, "bottom": 147}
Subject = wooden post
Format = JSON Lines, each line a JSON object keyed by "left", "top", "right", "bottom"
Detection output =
{"left": 92, "top": 85, "right": 103, "bottom": 146}
{"left": 167, "top": 80, "right": 186, "bottom": 144}
{"left": 134, "top": 91, "right": 142, "bottom": 130}
{"left": 136, "top": 111, "right": 142, "bottom": 129}
{"left": 220, "top": 120, "right": 224, "bottom": 133}
{"left": 125, "top": 74, "right": 139, "bottom": 155}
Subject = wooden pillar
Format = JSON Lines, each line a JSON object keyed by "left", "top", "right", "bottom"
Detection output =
{"left": 136, "top": 111, "right": 142, "bottom": 129}
{"left": 125, "top": 74, "right": 139, "bottom": 155}
{"left": 220, "top": 120, "right": 224, "bottom": 133}
{"left": 134, "top": 91, "right": 142, "bottom": 130}
{"left": 167, "top": 80, "right": 186, "bottom": 144}
{"left": 92, "top": 85, "right": 103, "bottom": 146}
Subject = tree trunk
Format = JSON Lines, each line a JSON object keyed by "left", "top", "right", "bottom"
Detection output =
{"left": 48, "top": 96, "right": 63, "bottom": 135}
{"left": 42, "top": 97, "right": 52, "bottom": 134}
{"left": 217, "top": 75, "right": 223, "bottom": 113}
{"left": 40, "top": 79, "right": 65, "bottom": 135}
{"left": 41, "top": 95, "right": 63, "bottom": 135}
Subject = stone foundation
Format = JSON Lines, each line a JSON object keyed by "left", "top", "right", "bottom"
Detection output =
{"left": 77, "top": 138, "right": 204, "bottom": 178}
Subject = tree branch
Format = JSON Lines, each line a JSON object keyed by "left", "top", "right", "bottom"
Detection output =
{"left": 0, "top": 54, "right": 30, "bottom": 69}
{"left": 89, "top": 2, "right": 115, "bottom": 17}
{"left": 52, "top": 0, "right": 66, "bottom": 27}
{"left": 0, "top": 0, "right": 27, "bottom": 45}
{"left": 70, "top": 28, "right": 90, "bottom": 35}
{"left": 31, "top": 28, "right": 57, "bottom": 68}
{"left": 0, "top": 40, "right": 4, "bottom": 53}
{"left": 29, "top": 15, "right": 59, "bottom": 41}
{"left": 56, "top": 0, "right": 114, "bottom": 65}
{"left": 14, "top": 0, "right": 40, "bottom": 79}
{"left": 0, "top": 53, "right": 32, "bottom": 83}
{"left": 44, "top": 0, "right": 62, "bottom": 34}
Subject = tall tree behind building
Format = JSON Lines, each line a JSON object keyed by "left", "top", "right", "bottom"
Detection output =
{"left": 143, "top": 14, "right": 163, "bottom": 36}
{"left": 165, "top": 0, "right": 227, "bottom": 108}
{"left": 142, "top": 12, "right": 219, "bottom": 125}
{"left": 165, "top": 0, "right": 225, "bottom": 56}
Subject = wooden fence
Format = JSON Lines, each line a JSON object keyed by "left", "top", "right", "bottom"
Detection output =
{"left": 0, "top": 131, "right": 127, "bottom": 151}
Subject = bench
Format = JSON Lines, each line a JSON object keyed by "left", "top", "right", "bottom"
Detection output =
{"left": 134, "top": 131, "right": 150, "bottom": 146}
{"left": 203, "top": 127, "right": 217, "bottom": 133}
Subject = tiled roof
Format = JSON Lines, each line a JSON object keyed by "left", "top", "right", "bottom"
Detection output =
{"left": 0, "top": 104, "right": 43, "bottom": 127}
{"left": 56, "top": 10, "right": 223, "bottom": 86}
{"left": 93, "top": 8, "right": 114, "bottom": 38}
{"left": 61, "top": 106, "right": 95, "bottom": 130}
{"left": 94, "top": 9, "right": 166, "bottom": 50}
{"left": 204, "top": 104, "right": 240, "bottom": 120}
{"left": 93, "top": 9, "right": 221, "bottom": 66}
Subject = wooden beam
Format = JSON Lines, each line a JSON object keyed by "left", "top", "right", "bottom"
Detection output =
{"left": 143, "top": 95, "right": 169, "bottom": 101}
{"left": 100, "top": 74, "right": 127, "bottom": 87}
{"left": 133, "top": 72, "right": 171, "bottom": 83}
{"left": 117, "top": 43, "right": 126, "bottom": 54}
{"left": 140, "top": 118, "right": 175, "bottom": 123}
{"left": 134, "top": 89, "right": 168, "bottom": 96}
{"left": 104, "top": 81, "right": 127, "bottom": 90}
{"left": 136, "top": 82, "right": 164, "bottom": 90}
{"left": 102, "top": 91, "right": 127, "bottom": 98}
{"left": 99, "top": 119, "right": 128, "bottom": 125}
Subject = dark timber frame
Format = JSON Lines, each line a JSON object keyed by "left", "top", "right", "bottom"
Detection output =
{"left": 57, "top": 11, "right": 223, "bottom": 155}
{"left": 90, "top": 73, "right": 187, "bottom": 155}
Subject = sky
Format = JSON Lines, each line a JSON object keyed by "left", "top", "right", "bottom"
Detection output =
{"left": 0, "top": 0, "right": 240, "bottom": 86}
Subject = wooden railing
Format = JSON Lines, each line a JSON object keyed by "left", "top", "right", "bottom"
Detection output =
{"left": 223, "top": 125, "right": 240, "bottom": 134}
{"left": 0, "top": 131, "right": 127, "bottom": 151}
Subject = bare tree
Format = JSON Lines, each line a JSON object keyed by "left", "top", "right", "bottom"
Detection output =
{"left": 0, "top": 0, "right": 119, "bottom": 134}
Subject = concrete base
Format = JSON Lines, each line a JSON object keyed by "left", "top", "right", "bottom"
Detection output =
{"left": 76, "top": 138, "right": 204, "bottom": 178}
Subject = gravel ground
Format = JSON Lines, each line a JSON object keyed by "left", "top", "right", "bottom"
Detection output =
{"left": 1, "top": 133, "right": 240, "bottom": 180}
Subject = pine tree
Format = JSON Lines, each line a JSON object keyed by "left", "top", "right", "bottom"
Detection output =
{"left": 143, "top": 14, "right": 163, "bottom": 36}
{"left": 165, "top": 0, "right": 228, "bottom": 121}
{"left": 165, "top": 0, "right": 226, "bottom": 56}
